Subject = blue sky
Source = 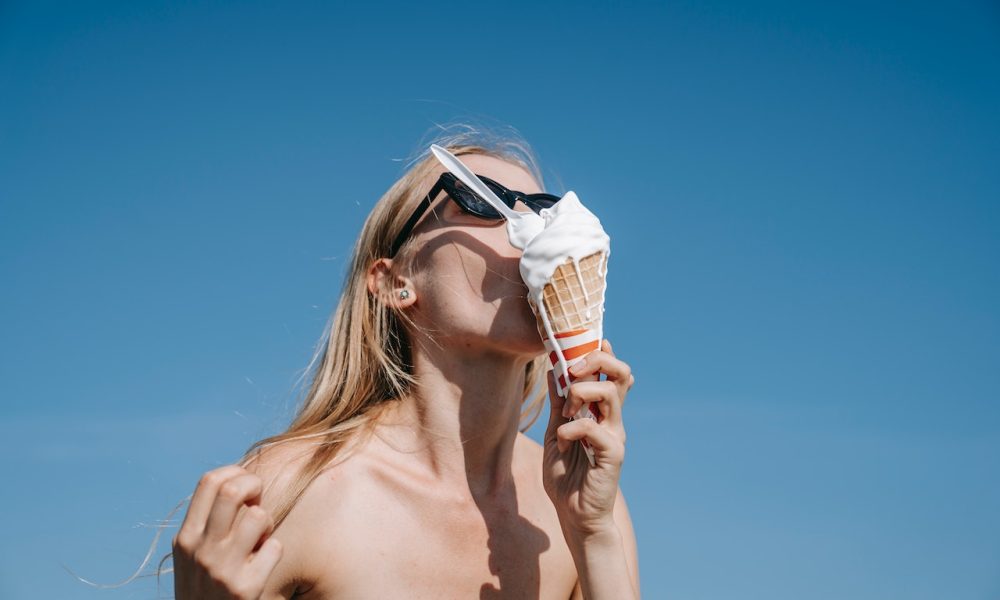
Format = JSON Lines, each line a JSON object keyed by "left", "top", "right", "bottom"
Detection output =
{"left": 2, "top": 1, "right": 998, "bottom": 598}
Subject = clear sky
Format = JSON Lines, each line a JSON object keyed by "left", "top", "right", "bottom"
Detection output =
{"left": 2, "top": 1, "right": 998, "bottom": 598}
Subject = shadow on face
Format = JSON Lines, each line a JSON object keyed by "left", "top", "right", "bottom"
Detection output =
{"left": 404, "top": 228, "right": 543, "bottom": 358}
{"left": 402, "top": 154, "right": 547, "bottom": 357}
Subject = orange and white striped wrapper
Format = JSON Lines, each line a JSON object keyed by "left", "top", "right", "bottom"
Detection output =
{"left": 544, "top": 326, "right": 604, "bottom": 465}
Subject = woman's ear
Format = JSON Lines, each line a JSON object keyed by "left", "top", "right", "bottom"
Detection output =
{"left": 366, "top": 258, "right": 417, "bottom": 308}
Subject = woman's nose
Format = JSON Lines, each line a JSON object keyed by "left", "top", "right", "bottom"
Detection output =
{"left": 512, "top": 199, "right": 532, "bottom": 213}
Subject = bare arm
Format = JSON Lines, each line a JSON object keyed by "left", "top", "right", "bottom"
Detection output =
{"left": 565, "top": 487, "right": 640, "bottom": 599}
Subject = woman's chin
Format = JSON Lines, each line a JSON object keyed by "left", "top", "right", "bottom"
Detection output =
{"left": 495, "top": 322, "right": 546, "bottom": 358}
{"left": 518, "top": 323, "right": 548, "bottom": 356}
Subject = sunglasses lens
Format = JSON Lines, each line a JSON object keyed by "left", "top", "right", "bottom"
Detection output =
{"left": 445, "top": 174, "right": 561, "bottom": 219}
{"left": 449, "top": 180, "right": 503, "bottom": 218}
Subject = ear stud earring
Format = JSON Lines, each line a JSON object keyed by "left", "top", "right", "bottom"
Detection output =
{"left": 399, "top": 290, "right": 410, "bottom": 300}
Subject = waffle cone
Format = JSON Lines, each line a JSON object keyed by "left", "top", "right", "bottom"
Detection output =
{"left": 533, "top": 250, "right": 608, "bottom": 338}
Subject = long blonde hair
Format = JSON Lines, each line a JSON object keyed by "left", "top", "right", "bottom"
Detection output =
{"left": 70, "top": 122, "right": 552, "bottom": 593}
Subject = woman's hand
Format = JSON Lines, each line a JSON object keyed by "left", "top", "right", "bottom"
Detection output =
{"left": 542, "top": 339, "right": 635, "bottom": 536}
{"left": 172, "top": 465, "right": 284, "bottom": 600}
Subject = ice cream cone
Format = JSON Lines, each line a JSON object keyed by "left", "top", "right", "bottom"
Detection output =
{"left": 530, "top": 250, "right": 609, "bottom": 466}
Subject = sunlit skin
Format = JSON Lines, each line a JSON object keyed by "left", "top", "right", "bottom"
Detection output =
{"left": 172, "top": 154, "right": 639, "bottom": 599}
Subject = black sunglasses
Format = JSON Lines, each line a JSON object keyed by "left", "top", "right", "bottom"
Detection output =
{"left": 389, "top": 172, "right": 561, "bottom": 257}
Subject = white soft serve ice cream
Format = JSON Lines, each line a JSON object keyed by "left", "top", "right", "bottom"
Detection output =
{"left": 518, "top": 190, "right": 610, "bottom": 302}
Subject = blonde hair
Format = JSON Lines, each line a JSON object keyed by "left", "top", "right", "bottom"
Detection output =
{"left": 67, "top": 121, "right": 552, "bottom": 594}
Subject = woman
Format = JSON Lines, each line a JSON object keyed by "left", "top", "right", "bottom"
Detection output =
{"left": 170, "top": 127, "right": 639, "bottom": 599}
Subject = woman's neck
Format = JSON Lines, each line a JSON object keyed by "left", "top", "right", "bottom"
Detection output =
{"left": 373, "top": 339, "right": 533, "bottom": 500}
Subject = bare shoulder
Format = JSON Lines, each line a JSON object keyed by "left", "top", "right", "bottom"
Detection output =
{"left": 243, "top": 438, "right": 337, "bottom": 522}
{"left": 243, "top": 439, "right": 362, "bottom": 599}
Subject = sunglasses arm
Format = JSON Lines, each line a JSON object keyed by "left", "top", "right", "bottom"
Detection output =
{"left": 389, "top": 181, "right": 445, "bottom": 257}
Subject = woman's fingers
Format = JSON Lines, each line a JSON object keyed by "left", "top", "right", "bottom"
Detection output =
{"left": 568, "top": 343, "right": 635, "bottom": 405}
{"left": 561, "top": 380, "right": 622, "bottom": 427}
{"left": 176, "top": 465, "right": 247, "bottom": 546}
{"left": 547, "top": 340, "right": 633, "bottom": 465}
{"left": 568, "top": 344, "right": 633, "bottom": 386}
{"left": 203, "top": 473, "right": 264, "bottom": 541}
{"left": 231, "top": 503, "right": 275, "bottom": 555}
{"left": 556, "top": 416, "right": 624, "bottom": 461}
{"left": 244, "top": 536, "right": 284, "bottom": 589}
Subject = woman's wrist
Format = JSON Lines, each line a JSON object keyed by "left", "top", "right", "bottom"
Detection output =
{"left": 561, "top": 519, "right": 638, "bottom": 600}
{"left": 560, "top": 514, "right": 619, "bottom": 544}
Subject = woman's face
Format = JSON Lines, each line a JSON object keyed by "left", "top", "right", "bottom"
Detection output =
{"left": 403, "top": 154, "right": 546, "bottom": 358}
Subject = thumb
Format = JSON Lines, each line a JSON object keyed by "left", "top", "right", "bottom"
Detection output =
{"left": 544, "top": 369, "right": 569, "bottom": 445}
